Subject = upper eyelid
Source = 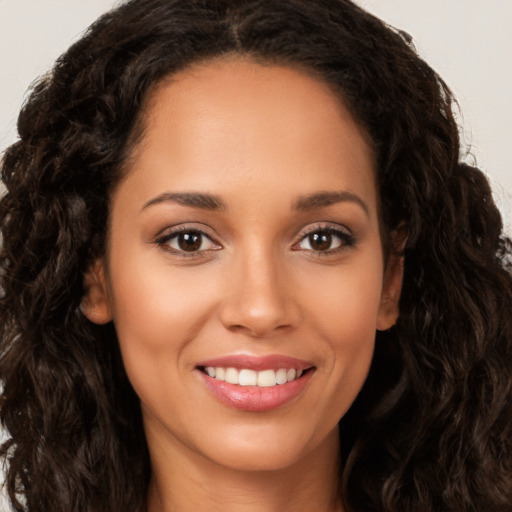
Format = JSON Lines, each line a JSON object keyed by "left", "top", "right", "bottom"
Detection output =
{"left": 154, "top": 223, "right": 219, "bottom": 240}
{"left": 154, "top": 227, "right": 222, "bottom": 259}
{"left": 292, "top": 223, "right": 356, "bottom": 253}
{"left": 154, "top": 225, "right": 223, "bottom": 252}
{"left": 153, "top": 221, "right": 353, "bottom": 247}
{"left": 296, "top": 222, "right": 352, "bottom": 238}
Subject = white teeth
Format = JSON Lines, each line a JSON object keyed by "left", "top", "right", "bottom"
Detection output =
{"left": 257, "top": 369, "right": 277, "bottom": 387}
{"left": 275, "top": 368, "right": 288, "bottom": 385}
{"left": 225, "top": 367, "right": 239, "bottom": 384}
{"left": 204, "top": 366, "right": 305, "bottom": 387}
{"left": 239, "top": 369, "right": 257, "bottom": 386}
{"left": 286, "top": 368, "right": 296, "bottom": 381}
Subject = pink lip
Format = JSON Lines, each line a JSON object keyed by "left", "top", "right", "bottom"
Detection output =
{"left": 197, "top": 354, "right": 314, "bottom": 371}
{"left": 196, "top": 354, "right": 315, "bottom": 412}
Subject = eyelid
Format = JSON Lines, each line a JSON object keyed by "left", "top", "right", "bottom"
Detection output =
{"left": 292, "top": 222, "right": 356, "bottom": 254}
{"left": 152, "top": 222, "right": 355, "bottom": 257}
{"left": 154, "top": 224, "right": 222, "bottom": 256}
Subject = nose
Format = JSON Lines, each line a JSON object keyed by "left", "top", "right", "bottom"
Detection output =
{"left": 218, "top": 248, "right": 300, "bottom": 338}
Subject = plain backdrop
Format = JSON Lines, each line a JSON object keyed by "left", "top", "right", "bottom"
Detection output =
{"left": 1, "top": 0, "right": 511, "bottom": 233}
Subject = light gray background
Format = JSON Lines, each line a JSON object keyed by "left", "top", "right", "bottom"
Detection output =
{"left": 1, "top": 0, "right": 511, "bottom": 232}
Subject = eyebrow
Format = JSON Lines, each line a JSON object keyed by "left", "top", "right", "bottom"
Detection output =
{"left": 142, "top": 192, "right": 226, "bottom": 211}
{"left": 141, "top": 189, "right": 369, "bottom": 216}
{"left": 293, "top": 190, "right": 370, "bottom": 216}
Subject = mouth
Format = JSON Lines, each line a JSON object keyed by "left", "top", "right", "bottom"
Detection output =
{"left": 199, "top": 366, "right": 308, "bottom": 387}
{"left": 196, "top": 355, "right": 315, "bottom": 411}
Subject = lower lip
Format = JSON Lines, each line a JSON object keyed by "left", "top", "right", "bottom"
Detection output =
{"left": 198, "top": 370, "right": 313, "bottom": 412}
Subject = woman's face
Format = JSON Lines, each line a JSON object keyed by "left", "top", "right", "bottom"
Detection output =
{"left": 84, "top": 58, "right": 402, "bottom": 473}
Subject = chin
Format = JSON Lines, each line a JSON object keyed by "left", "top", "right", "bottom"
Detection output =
{"left": 195, "top": 421, "right": 339, "bottom": 473}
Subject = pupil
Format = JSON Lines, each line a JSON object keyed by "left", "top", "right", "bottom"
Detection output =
{"left": 178, "top": 231, "right": 201, "bottom": 251}
{"left": 310, "top": 232, "right": 331, "bottom": 251}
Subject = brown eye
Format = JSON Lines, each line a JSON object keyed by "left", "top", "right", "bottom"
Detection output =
{"left": 308, "top": 232, "right": 332, "bottom": 251}
{"left": 177, "top": 231, "right": 202, "bottom": 252}
{"left": 296, "top": 227, "right": 354, "bottom": 253}
{"left": 159, "top": 229, "right": 220, "bottom": 254}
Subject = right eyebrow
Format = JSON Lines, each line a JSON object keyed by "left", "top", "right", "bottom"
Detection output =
{"left": 293, "top": 190, "right": 370, "bottom": 217}
{"left": 141, "top": 192, "right": 226, "bottom": 211}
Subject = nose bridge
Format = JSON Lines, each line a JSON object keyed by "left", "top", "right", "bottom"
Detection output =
{"left": 219, "top": 241, "right": 297, "bottom": 336}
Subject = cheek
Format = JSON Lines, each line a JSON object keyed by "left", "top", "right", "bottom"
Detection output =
{"left": 300, "top": 257, "right": 383, "bottom": 409}
{"left": 107, "top": 258, "right": 225, "bottom": 428}
{"left": 304, "top": 255, "right": 383, "bottom": 340}
{"left": 107, "top": 250, "right": 222, "bottom": 374}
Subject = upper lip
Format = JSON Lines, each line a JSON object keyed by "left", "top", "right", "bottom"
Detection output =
{"left": 196, "top": 354, "right": 314, "bottom": 371}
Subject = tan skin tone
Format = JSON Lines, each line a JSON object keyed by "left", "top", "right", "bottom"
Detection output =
{"left": 82, "top": 57, "right": 403, "bottom": 512}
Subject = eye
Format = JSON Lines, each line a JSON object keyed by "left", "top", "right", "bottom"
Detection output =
{"left": 156, "top": 229, "right": 220, "bottom": 254}
{"left": 295, "top": 227, "right": 355, "bottom": 253}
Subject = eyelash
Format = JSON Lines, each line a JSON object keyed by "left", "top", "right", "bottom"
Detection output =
{"left": 154, "top": 224, "right": 356, "bottom": 258}
{"left": 154, "top": 226, "right": 221, "bottom": 258}
{"left": 293, "top": 224, "right": 356, "bottom": 256}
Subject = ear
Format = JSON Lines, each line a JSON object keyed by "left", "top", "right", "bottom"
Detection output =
{"left": 81, "top": 259, "right": 112, "bottom": 324}
{"left": 376, "top": 252, "right": 404, "bottom": 331}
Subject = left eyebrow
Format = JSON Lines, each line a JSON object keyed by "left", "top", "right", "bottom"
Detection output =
{"left": 141, "top": 192, "right": 226, "bottom": 211}
{"left": 293, "top": 190, "right": 370, "bottom": 217}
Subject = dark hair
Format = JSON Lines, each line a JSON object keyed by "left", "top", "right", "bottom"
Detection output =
{"left": 1, "top": 0, "right": 511, "bottom": 511}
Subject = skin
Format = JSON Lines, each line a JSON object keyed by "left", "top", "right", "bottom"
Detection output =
{"left": 83, "top": 57, "right": 402, "bottom": 512}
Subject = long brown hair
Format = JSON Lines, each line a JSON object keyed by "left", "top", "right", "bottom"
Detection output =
{"left": 1, "top": 1, "right": 511, "bottom": 510}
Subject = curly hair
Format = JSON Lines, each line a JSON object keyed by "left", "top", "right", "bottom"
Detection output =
{"left": 1, "top": 0, "right": 511, "bottom": 511}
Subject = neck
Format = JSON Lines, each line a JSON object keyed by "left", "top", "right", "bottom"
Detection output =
{"left": 146, "top": 427, "right": 343, "bottom": 512}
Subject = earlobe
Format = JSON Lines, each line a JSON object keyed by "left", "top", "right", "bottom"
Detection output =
{"left": 81, "top": 259, "right": 113, "bottom": 325}
{"left": 376, "top": 253, "right": 404, "bottom": 331}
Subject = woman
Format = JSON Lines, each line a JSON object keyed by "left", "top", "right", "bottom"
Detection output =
{"left": 1, "top": 1, "right": 511, "bottom": 511}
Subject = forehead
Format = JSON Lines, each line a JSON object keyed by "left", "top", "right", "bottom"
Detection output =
{"left": 119, "top": 57, "right": 378, "bottom": 217}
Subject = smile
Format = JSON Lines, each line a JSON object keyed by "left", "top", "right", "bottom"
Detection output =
{"left": 196, "top": 355, "right": 315, "bottom": 411}
{"left": 202, "top": 367, "right": 304, "bottom": 387}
